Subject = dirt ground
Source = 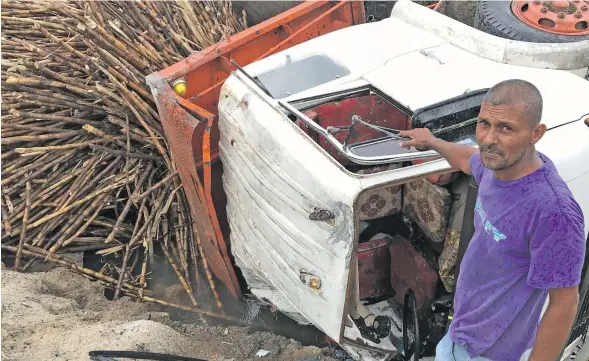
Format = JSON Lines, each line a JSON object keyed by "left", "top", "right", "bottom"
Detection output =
{"left": 437, "top": 1, "right": 478, "bottom": 27}
{"left": 1, "top": 263, "right": 339, "bottom": 361}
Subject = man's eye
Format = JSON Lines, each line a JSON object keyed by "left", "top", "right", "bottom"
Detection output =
{"left": 502, "top": 125, "right": 512, "bottom": 132}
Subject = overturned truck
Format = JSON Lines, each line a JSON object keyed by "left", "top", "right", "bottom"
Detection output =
{"left": 147, "top": 1, "right": 589, "bottom": 360}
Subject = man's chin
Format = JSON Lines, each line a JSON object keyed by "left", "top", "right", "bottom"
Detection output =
{"left": 481, "top": 151, "right": 506, "bottom": 170}
{"left": 481, "top": 160, "right": 506, "bottom": 171}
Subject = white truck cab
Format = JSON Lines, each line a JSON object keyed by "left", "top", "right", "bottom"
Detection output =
{"left": 217, "top": 1, "right": 589, "bottom": 360}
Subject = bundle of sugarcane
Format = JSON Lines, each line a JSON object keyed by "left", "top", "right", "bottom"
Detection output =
{"left": 1, "top": 0, "right": 247, "bottom": 312}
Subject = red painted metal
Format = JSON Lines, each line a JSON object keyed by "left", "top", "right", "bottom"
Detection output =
{"left": 146, "top": 93, "right": 241, "bottom": 299}
{"left": 147, "top": 1, "right": 365, "bottom": 299}
{"left": 427, "top": 1, "right": 442, "bottom": 10}
{"left": 295, "top": 94, "right": 411, "bottom": 165}
{"left": 511, "top": 0, "right": 589, "bottom": 35}
{"left": 291, "top": 94, "right": 461, "bottom": 184}
{"left": 357, "top": 235, "right": 394, "bottom": 300}
{"left": 389, "top": 235, "right": 439, "bottom": 312}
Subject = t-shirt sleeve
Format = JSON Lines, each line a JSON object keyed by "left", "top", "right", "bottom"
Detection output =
{"left": 468, "top": 152, "right": 484, "bottom": 184}
{"left": 527, "top": 212, "right": 586, "bottom": 289}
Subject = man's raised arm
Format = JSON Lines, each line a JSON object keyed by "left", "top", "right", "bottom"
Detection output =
{"left": 398, "top": 128, "right": 478, "bottom": 174}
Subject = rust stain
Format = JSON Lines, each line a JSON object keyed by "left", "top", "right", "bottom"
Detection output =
{"left": 146, "top": 0, "right": 365, "bottom": 302}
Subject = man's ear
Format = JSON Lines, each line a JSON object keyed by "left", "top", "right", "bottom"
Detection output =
{"left": 531, "top": 123, "right": 547, "bottom": 145}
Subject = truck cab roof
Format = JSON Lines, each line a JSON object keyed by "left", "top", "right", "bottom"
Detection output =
{"left": 245, "top": 0, "right": 589, "bottom": 131}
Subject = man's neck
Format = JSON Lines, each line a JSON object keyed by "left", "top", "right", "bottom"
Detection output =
{"left": 494, "top": 150, "right": 544, "bottom": 181}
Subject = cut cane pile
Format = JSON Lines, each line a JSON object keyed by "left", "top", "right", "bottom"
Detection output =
{"left": 1, "top": 0, "right": 247, "bottom": 312}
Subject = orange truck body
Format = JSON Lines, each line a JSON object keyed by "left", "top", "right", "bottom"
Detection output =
{"left": 146, "top": 1, "right": 366, "bottom": 300}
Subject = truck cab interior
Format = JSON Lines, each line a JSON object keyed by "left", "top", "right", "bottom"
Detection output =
{"left": 278, "top": 84, "right": 487, "bottom": 358}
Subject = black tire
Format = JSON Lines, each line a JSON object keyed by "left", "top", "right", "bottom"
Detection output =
{"left": 364, "top": 0, "right": 397, "bottom": 22}
{"left": 474, "top": 1, "right": 589, "bottom": 43}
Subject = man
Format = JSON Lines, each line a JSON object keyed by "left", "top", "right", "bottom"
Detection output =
{"left": 398, "top": 79, "right": 586, "bottom": 361}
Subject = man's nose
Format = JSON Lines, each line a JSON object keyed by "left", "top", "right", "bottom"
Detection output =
{"left": 480, "top": 127, "right": 499, "bottom": 145}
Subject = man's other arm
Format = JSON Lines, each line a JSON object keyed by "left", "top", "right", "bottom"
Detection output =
{"left": 398, "top": 128, "right": 478, "bottom": 174}
{"left": 527, "top": 286, "right": 579, "bottom": 361}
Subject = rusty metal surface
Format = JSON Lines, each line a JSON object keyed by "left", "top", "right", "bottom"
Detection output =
{"left": 511, "top": 0, "right": 589, "bottom": 35}
{"left": 357, "top": 234, "right": 394, "bottom": 300}
{"left": 151, "top": 0, "right": 365, "bottom": 167}
{"left": 144, "top": 86, "right": 241, "bottom": 298}
{"left": 146, "top": 0, "right": 365, "bottom": 299}
{"left": 389, "top": 235, "right": 439, "bottom": 312}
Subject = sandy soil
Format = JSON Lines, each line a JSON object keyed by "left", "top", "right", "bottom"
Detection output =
{"left": 1, "top": 264, "right": 338, "bottom": 361}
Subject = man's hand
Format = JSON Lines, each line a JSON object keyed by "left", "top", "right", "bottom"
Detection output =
{"left": 397, "top": 127, "right": 477, "bottom": 174}
{"left": 527, "top": 286, "right": 579, "bottom": 361}
{"left": 399, "top": 128, "right": 436, "bottom": 151}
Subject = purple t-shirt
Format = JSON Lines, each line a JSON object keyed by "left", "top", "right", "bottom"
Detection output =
{"left": 449, "top": 151, "right": 586, "bottom": 361}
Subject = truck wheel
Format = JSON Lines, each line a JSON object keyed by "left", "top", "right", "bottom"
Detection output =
{"left": 473, "top": 1, "right": 589, "bottom": 43}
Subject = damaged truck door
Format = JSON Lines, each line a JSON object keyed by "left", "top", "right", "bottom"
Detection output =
{"left": 218, "top": 71, "right": 360, "bottom": 343}
{"left": 217, "top": 60, "right": 489, "bottom": 360}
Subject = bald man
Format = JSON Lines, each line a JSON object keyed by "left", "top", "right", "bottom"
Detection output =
{"left": 399, "top": 79, "right": 586, "bottom": 361}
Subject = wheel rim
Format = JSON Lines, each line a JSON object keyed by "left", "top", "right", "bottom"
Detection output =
{"left": 511, "top": 1, "right": 589, "bottom": 35}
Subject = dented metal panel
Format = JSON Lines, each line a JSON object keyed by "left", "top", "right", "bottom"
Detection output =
{"left": 216, "top": 69, "right": 485, "bottom": 346}
{"left": 218, "top": 73, "right": 361, "bottom": 341}
{"left": 146, "top": 0, "right": 365, "bottom": 298}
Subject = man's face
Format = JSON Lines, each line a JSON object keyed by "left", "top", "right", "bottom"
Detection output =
{"left": 475, "top": 101, "right": 536, "bottom": 171}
